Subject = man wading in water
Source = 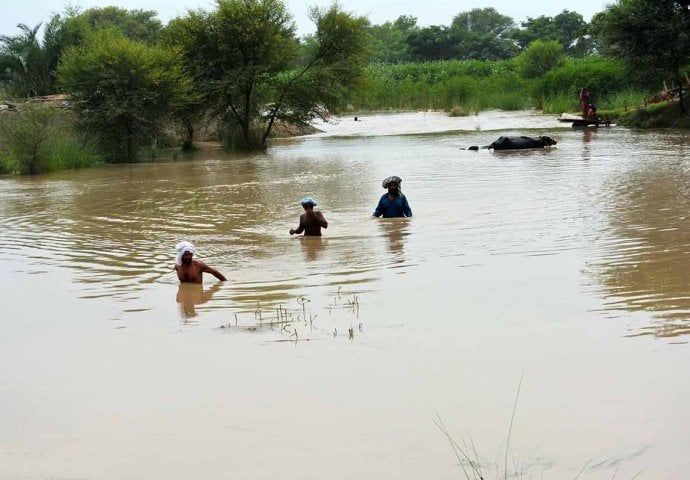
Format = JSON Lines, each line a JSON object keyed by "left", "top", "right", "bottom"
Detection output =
{"left": 174, "top": 241, "right": 227, "bottom": 283}
{"left": 373, "top": 176, "right": 412, "bottom": 218}
{"left": 289, "top": 197, "right": 328, "bottom": 236}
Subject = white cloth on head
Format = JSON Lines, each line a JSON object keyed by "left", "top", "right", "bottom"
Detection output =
{"left": 175, "top": 241, "right": 195, "bottom": 265}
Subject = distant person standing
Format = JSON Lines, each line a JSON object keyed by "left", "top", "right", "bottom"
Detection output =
{"left": 579, "top": 87, "right": 592, "bottom": 119}
{"left": 373, "top": 176, "right": 412, "bottom": 218}
{"left": 290, "top": 197, "right": 328, "bottom": 236}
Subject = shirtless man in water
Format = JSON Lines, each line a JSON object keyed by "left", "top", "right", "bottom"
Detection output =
{"left": 174, "top": 241, "right": 227, "bottom": 283}
{"left": 289, "top": 197, "right": 328, "bottom": 236}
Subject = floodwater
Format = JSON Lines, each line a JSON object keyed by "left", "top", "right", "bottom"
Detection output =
{"left": 1, "top": 110, "right": 690, "bottom": 479}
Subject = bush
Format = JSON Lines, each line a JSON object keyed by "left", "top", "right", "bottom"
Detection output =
{"left": 531, "top": 57, "right": 627, "bottom": 110}
{"left": 351, "top": 60, "right": 528, "bottom": 111}
{"left": 0, "top": 106, "right": 101, "bottom": 174}
{"left": 58, "top": 29, "right": 189, "bottom": 163}
{"left": 516, "top": 40, "right": 565, "bottom": 79}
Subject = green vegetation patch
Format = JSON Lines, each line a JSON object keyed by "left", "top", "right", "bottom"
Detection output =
{"left": 0, "top": 105, "right": 101, "bottom": 175}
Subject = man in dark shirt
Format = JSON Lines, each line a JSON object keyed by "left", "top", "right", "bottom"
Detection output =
{"left": 174, "top": 241, "right": 227, "bottom": 283}
{"left": 290, "top": 197, "right": 328, "bottom": 236}
{"left": 373, "top": 176, "right": 412, "bottom": 218}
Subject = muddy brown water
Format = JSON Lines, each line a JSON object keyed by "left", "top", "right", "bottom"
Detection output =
{"left": 1, "top": 110, "right": 690, "bottom": 479}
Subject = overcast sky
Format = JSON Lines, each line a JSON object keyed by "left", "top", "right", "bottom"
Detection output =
{"left": 1, "top": 0, "right": 614, "bottom": 38}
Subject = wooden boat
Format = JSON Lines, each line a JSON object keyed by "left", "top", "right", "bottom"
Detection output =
{"left": 558, "top": 112, "right": 613, "bottom": 127}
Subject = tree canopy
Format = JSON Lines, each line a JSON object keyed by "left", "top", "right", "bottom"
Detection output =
{"left": 166, "top": 0, "right": 369, "bottom": 149}
{"left": 58, "top": 30, "right": 189, "bottom": 162}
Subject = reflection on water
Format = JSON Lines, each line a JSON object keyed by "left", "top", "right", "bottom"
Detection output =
{"left": 589, "top": 157, "right": 690, "bottom": 337}
{"left": 0, "top": 118, "right": 689, "bottom": 338}
{"left": 176, "top": 282, "right": 222, "bottom": 322}
{"left": 3, "top": 113, "right": 690, "bottom": 480}
{"left": 377, "top": 218, "right": 410, "bottom": 267}
{"left": 299, "top": 236, "right": 326, "bottom": 261}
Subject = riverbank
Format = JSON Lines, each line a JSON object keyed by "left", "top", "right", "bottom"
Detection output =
{"left": 617, "top": 100, "right": 690, "bottom": 128}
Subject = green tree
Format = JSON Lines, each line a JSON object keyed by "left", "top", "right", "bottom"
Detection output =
{"left": 406, "top": 26, "right": 458, "bottom": 61}
{"left": 509, "top": 10, "right": 592, "bottom": 56}
{"left": 366, "top": 15, "right": 417, "bottom": 63}
{"left": 450, "top": 8, "right": 517, "bottom": 60}
{"left": 516, "top": 40, "right": 565, "bottom": 79}
{"left": 167, "top": 0, "right": 369, "bottom": 149}
{"left": 0, "top": 23, "right": 51, "bottom": 98}
{"left": 79, "top": 7, "right": 163, "bottom": 44}
{"left": 592, "top": 0, "right": 690, "bottom": 107}
{"left": 0, "top": 10, "right": 91, "bottom": 99}
{"left": 58, "top": 30, "right": 189, "bottom": 162}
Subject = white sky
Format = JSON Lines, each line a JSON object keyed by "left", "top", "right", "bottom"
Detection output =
{"left": 1, "top": 0, "right": 614, "bottom": 38}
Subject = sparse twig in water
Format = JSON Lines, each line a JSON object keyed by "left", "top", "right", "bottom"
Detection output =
{"left": 573, "top": 460, "right": 591, "bottom": 480}
{"left": 433, "top": 412, "right": 483, "bottom": 480}
{"left": 629, "top": 468, "right": 645, "bottom": 480}
{"left": 297, "top": 295, "right": 310, "bottom": 321}
{"left": 504, "top": 373, "right": 523, "bottom": 480}
{"left": 255, "top": 302, "right": 262, "bottom": 324}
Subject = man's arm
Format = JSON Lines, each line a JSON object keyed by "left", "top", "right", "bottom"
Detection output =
{"left": 290, "top": 215, "right": 306, "bottom": 235}
{"left": 373, "top": 197, "right": 385, "bottom": 217}
{"left": 402, "top": 196, "right": 412, "bottom": 217}
{"left": 199, "top": 261, "right": 227, "bottom": 281}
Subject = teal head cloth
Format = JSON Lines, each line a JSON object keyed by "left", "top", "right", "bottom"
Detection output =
{"left": 300, "top": 197, "right": 317, "bottom": 206}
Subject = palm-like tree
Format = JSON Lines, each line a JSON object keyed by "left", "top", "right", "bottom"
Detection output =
{"left": 0, "top": 22, "right": 59, "bottom": 99}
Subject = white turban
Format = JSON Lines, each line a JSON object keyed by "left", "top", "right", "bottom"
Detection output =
{"left": 175, "top": 241, "right": 195, "bottom": 265}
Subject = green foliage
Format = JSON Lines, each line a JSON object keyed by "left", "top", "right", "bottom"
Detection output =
{"left": 405, "top": 25, "right": 457, "bottom": 61}
{"left": 58, "top": 30, "right": 189, "bottom": 163}
{"left": 531, "top": 56, "right": 627, "bottom": 109}
{"left": 366, "top": 15, "right": 417, "bottom": 63}
{"left": 0, "top": 106, "right": 100, "bottom": 174}
{"left": 604, "top": 89, "right": 655, "bottom": 111}
{"left": 350, "top": 60, "right": 528, "bottom": 111}
{"left": 516, "top": 40, "right": 564, "bottom": 79}
{"left": 79, "top": 7, "right": 163, "bottom": 44}
{"left": 539, "top": 93, "right": 577, "bottom": 114}
{"left": 0, "top": 23, "right": 53, "bottom": 98}
{"left": 167, "top": 0, "right": 369, "bottom": 149}
{"left": 508, "top": 10, "right": 592, "bottom": 56}
{"left": 449, "top": 7, "right": 517, "bottom": 60}
{"left": 592, "top": 0, "right": 690, "bottom": 97}
{"left": 619, "top": 101, "right": 690, "bottom": 128}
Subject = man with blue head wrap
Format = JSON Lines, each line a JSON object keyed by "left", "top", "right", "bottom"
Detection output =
{"left": 289, "top": 197, "right": 328, "bottom": 236}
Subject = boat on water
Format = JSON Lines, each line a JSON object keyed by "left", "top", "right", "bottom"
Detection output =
{"left": 558, "top": 112, "right": 614, "bottom": 127}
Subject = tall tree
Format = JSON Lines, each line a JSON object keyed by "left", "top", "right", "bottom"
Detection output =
{"left": 406, "top": 25, "right": 457, "bottom": 61}
{"left": 592, "top": 0, "right": 690, "bottom": 107}
{"left": 509, "top": 10, "right": 592, "bottom": 56}
{"left": 366, "top": 15, "right": 417, "bottom": 63}
{"left": 79, "top": 7, "right": 163, "bottom": 44}
{"left": 0, "top": 23, "right": 50, "bottom": 98}
{"left": 450, "top": 8, "right": 517, "bottom": 60}
{"left": 167, "top": 0, "right": 369, "bottom": 149}
{"left": 59, "top": 30, "right": 189, "bottom": 162}
{"left": 516, "top": 40, "right": 565, "bottom": 79}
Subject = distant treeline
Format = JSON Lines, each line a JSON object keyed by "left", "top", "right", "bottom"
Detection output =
{"left": 0, "top": 0, "right": 688, "bottom": 173}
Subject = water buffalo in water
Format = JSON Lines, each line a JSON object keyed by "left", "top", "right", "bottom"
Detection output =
{"left": 467, "top": 135, "right": 557, "bottom": 151}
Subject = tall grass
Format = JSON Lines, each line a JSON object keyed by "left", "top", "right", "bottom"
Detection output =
{"left": 352, "top": 56, "right": 637, "bottom": 115}
{"left": 351, "top": 60, "right": 531, "bottom": 112}
{"left": 0, "top": 106, "right": 101, "bottom": 175}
